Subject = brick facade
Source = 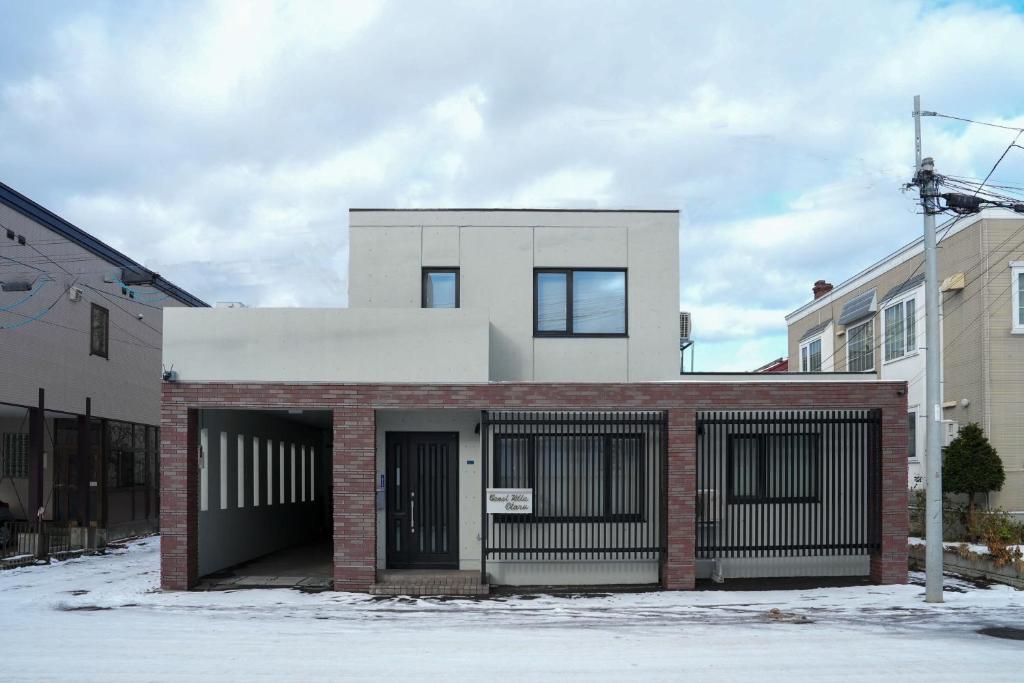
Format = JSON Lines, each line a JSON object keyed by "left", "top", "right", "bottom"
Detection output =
{"left": 160, "top": 380, "right": 908, "bottom": 591}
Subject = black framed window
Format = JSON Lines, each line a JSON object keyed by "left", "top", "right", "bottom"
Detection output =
{"left": 534, "top": 268, "right": 627, "bottom": 336}
{"left": 493, "top": 432, "right": 644, "bottom": 521}
{"left": 422, "top": 268, "right": 459, "bottom": 308}
{"left": 727, "top": 433, "right": 820, "bottom": 504}
{"left": 90, "top": 303, "right": 109, "bottom": 358}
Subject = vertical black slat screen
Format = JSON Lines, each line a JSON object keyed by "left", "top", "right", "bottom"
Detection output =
{"left": 483, "top": 411, "right": 666, "bottom": 562}
{"left": 695, "top": 409, "right": 883, "bottom": 559}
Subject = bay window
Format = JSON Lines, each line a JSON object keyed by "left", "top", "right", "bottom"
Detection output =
{"left": 883, "top": 297, "right": 917, "bottom": 361}
{"left": 846, "top": 319, "right": 874, "bottom": 372}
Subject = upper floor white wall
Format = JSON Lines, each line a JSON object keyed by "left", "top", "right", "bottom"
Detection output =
{"left": 348, "top": 209, "right": 681, "bottom": 382}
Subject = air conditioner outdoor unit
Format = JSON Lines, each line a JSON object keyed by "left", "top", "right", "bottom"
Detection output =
{"left": 679, "top": 311, "right": 692, "bottom": 340}
{"left": 697, "top": 488, "right": 719, "bottom": 523}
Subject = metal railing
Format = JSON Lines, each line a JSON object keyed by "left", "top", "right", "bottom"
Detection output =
{"left": 482, "top": 411, "right": 668, "bottom": 564}
{"left": 0, "top": 520, "right": 76, "bottom": 561}
{"left": 696, "top": 409, "right": 882, "bottom": 559}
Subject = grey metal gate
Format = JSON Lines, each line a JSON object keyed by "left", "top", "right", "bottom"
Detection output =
{"left": 696, "top": 409, "right": 882, "bottom": 559}
{"left": 481, "top": 411, "right": 667, "bottom": 578}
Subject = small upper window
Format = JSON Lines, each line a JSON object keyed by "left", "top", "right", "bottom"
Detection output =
{"left": 90, "top": 303, "right": 109, "bottom": 358}
{"left": 800, "top": 338, "right": 822, "bottom": 372}
{"left": 534, "top": 268, "right": 626, "bottom": 337}
{"left": 883, "top": 297, "right": 917, "bottom": 362}
{"left": 422, "top": 268, "right": 459, "bottom": 309}
{"left": 846, "top": 319, "right": 874, "bottom": 372}
{"left": 1012, "top": 262, "right": 1024, "bottom": 334}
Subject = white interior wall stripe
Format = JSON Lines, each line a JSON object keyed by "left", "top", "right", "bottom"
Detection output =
{"left": 279, "top": 442, "right": 285, "bottom": 504}
{"left": 237, "top": 433, "right": 245, "bottom": 509}
{"left": 252, "top": 435, "right": 260, "bottom": 507}
{"left": 266, "top": 439, "right": 274, "bottom": 506}
{"left": 290, "top": 444, "right": 297, "bottom": 503}
{"left": 310, "top": 447, "right": 315, "bottom": 502}
{"left": 219, "top": 431, "right": 228, "bottom": 510}
{"left": 301, "top": 445, "right": 307, "bottom": 502}
{"left": 200, "top": 428, "right": 209, "bottom": 512}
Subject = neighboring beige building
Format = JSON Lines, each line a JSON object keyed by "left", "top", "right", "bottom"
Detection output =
{"left": 785, "top": 210, "right": 1024, "bottom": 512}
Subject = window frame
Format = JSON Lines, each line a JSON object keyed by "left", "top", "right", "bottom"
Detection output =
{"left": 1012, "top": 261, "right": 1024, "bottom": 334}
{"left": 1, "top": 432, "right": 30, "bottom": 479}
{"left": 532, "top": 267, "right": 628, "bottom": 338}
{"left": 846, "top": 318, "right": 875, "bottom": 372}
{"left": 726, "top": 433, "right": 822, "bottom": 505}
{"left": 421, "top": 267, "right": 460, "bottom": 309}
{"left": 90, "top": 303, "right": 109, "bottom": 359}
{"left": 492, "top": 432, "right": 645, "bottom": 522}
{"left": 907, "top": 411, "right": 917, "bottom": 460}
{"left": 883, "top": 296, "right": 918, "bottom": 362}
{"left": 799, "top": 337, "right": 822, "bottom": 372}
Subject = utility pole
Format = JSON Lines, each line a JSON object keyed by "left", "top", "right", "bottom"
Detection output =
{"left": 913, "top": 95, "right": 944, "bottom": 603}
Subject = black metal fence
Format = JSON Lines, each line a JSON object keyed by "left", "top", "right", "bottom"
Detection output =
{"left": 0, "top": 520, "right": 74, "bottom": 560}
{"left": 696, "top": 409, "right": 882, "bottom": 558}
{"left": 482, "top": 411, "right": 667, "bottom": 564}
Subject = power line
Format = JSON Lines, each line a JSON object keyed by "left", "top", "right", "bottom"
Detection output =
{"left": 808, "top": 212, "right": 1024, "bottom": 371}
{"left": 0, "top": 283, "right": 70, "bottom": 330}
{"left": 975, "top": 132, "right": 1024, "bottom": 197}
{"left": 927, "top": 112, "right": 1024, "bottom": 133}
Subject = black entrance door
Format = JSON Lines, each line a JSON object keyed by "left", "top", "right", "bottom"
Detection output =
{"left": 386, "top": 432, "right": 459, "bottom": 568}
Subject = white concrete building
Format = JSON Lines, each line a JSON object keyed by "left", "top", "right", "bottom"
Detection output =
{"left": 161, "top": 209, "right": 908, "bottom": 594}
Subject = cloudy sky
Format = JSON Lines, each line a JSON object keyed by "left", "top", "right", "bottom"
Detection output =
{"left": 2, "top": 0, "right": 1024, "bottom": 370}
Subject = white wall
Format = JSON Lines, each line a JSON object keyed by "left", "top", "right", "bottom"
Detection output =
{"left": 879, "top": 286, "right": 926, "bottom": 488}
{"left": 163, "top": 307, "right": 490, "bottom": 383}
{"left": 349, "top": 210, "right": 681, "bottom": 382}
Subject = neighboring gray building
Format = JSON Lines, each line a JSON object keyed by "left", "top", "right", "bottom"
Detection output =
{"left": 785, "top": 210, "right": 1024, "bottom": 513}
{"left": 0, "top": 180, "right": 205, "bottom": 541}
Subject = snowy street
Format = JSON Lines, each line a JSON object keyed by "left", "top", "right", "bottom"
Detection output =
{"left": 1, "top": 538, "right": 1021, "bottom": 682}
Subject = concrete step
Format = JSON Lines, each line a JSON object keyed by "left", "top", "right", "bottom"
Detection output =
{"left": 371, "top": 570, "right": 489, "bottom": 596}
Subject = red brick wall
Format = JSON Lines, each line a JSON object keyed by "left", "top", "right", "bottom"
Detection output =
{"left": 160, "top": 380, "right": 908, "bottom": 591}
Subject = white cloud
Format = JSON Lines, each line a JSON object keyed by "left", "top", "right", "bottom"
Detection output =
{"left": 2, "top": 0, "right": 1024, "bottom": 370}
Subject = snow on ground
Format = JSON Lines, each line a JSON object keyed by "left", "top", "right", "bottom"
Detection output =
{"left": 1, "top": 538, "right": 1023, "bottom": 682}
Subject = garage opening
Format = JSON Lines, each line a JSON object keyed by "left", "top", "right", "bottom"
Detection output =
{"left": 195, "top": 409, "right": 332, "bottom": 589}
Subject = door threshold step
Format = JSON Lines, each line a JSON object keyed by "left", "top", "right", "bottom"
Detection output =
{"left": 369, "top": 582, "right": 490, "bottom": 596}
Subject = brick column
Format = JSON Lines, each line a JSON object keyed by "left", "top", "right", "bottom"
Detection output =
{"left": 332, "top": 407, "right": 377, "bottom": 591}
{"left": 662, "top": 408, "right": 696, "bottom": 590}
{"left": 870, "top": 405, "right": 909, "bottom": 584}
{"left": 160, "top": 403, "right": 198, "bottom": 590}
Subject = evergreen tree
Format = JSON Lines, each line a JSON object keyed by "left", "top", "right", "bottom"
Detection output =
{"left": 942, "top": 423, "right": 1005, "bottom": 511}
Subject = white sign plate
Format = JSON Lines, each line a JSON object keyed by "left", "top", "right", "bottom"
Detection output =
{"left": 486, "top": 488, "right": 533, "bottom": 514}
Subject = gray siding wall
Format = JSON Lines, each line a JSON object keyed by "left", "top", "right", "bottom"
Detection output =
{"left": 0, "top": 202, "right": 185, "bottom": 424}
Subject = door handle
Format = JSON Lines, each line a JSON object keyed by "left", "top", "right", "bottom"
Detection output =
{"left": 410, "top": 492, "right": 416, "bottom": 534}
